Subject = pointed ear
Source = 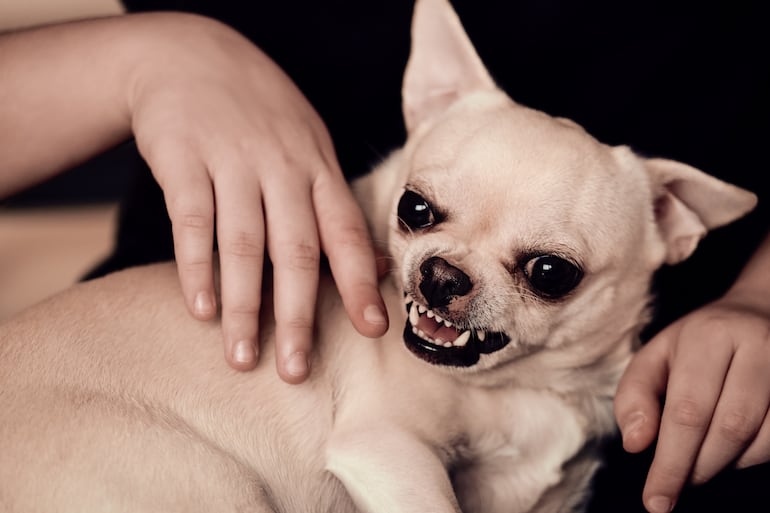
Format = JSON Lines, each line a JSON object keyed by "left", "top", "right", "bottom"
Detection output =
{"left": 402, "top": 0, "right": 497, "bottom": 133}
{"left": 647, "top": 158, "right": 757, "bottom": 264}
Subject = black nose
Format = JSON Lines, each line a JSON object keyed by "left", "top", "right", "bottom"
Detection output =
{"left": 418, "top": 256, "right": 472, "bottom": 308}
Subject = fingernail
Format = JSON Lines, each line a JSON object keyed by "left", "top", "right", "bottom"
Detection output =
{"left": 622, "top": 412, "right": 646, "bottom": 440}
{"left": 194, "top": 291, "right": 215, "bottom": 317}
{"left": 648, "top": 496, "right": 672, "bottom": 513}
{"left": 363, "top": 304, "right": 387, "bottom": 326}
{"left": 286, "top": 352, "right": 309, "bottom": 377}
{"left": 233, "top": 340, "right": 255, "bottom": 365}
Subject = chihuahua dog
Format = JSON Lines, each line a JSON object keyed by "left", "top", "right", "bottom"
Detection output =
{"left": 0, "top": 0, "right": 757, "bottom": 512}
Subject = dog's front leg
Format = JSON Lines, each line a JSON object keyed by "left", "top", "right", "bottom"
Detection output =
{"left": 326, "top": 427, "right": 462, "bottom": 513}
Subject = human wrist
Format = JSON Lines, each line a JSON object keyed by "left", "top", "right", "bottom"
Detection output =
{"left": 123, "top": 11, "right": 246, "bottom": 111}
{"left": 721, "top": 234, "right": 770, "bottom": 313}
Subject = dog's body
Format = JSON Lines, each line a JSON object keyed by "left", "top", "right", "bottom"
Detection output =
{"left": 0, "top": 1, "right": 757, "bottom": 512}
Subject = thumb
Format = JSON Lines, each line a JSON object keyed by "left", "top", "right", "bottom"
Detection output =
{"left": 614, "top": 329, "right": 673, "bottom": 452}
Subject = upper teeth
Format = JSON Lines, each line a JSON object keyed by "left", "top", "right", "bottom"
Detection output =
{"left": 407, "top": 298, "right": 453, "bottom": 329}
{"left": 405, "top": 294, "right": 482, "bottom": 349}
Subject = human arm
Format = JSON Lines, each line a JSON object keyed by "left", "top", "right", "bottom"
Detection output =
{"left": 0, "top": 12, "right": 388, "bottom": 381}
{"left": 614, "top": 231, "right": 770, "bottom": 513}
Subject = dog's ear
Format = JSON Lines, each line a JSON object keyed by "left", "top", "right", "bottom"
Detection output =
{"left": 403, "top": 0, "right": 497, "bottom": 133}
{"left": 647, "top": 158, "right": 757, "bottom": 264}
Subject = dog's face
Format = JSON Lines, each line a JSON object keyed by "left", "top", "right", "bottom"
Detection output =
{"left": 390, "top": 92, "right": 657, "bottom": 371}
{"left": 374, "top": 0, "right": 757, "bottom": 374}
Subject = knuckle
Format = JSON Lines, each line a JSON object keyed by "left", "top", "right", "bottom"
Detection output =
{"left": 700, "top": 315, "right": 731, "bottom": 337}
{"left": 331, "top": 223, "right": 371, "bottom": 249}
{"left": 225, "top": 300, "right": 261, "bottom": 318}
{"left": 253, "top": 138, "right": 303, "bottom": 173}
{"left": 176, "top": 211, "right": 213, "bottom": 231}
{"left": 222, "top": 231, "right": 264, "bottom": 258}
{"left": 278, "top": 241, "right": 320, "bottom": 272}
{"left": 276, "top": 146, "right": 302, "bottom": 171}
{"left": 281, "top": 315, "right": 315, "bottom": 335}
{"left": 668, "top": 397, "right": 710, "bottom": 430}
{"left": 178, "top": 257, "right": 211, "bottom": 274}
{"left": 167, "top": 198, "right": 214, "bottom": 230}
{"left": 277, "top": 315, "right": 313, "bottom": 347}
{"left": 688, "top": 314, "right": 733, "bottom": 347}
{"left": 716, "top": 410, "right": 758, "bottom": 444}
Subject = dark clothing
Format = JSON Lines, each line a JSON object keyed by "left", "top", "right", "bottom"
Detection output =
{"left": 91, "top": 1, "right": 769, "bottom": 510}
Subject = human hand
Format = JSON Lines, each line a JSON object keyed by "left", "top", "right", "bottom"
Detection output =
{"left": 614, "top": 291, "right": 770, "bottom": 513}
{"left": 127, "top": 13, "right": 388, "bottom": 381}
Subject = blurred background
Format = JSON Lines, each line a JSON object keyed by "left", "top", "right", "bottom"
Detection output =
{"left": 0, "top": 0, "right": 126, "bottom": 320}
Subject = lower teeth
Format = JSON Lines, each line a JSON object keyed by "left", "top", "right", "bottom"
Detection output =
{"left": 411, "top": 326, "right": 471, "bottom": 348}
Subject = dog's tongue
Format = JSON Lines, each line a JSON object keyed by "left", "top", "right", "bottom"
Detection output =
{"left": 416, "top": 315, "right": 461, "bottom": 342}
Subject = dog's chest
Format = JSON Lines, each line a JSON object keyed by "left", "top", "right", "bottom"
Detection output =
{"left": 448, "top": 388, "right": 587, "bottom": 512}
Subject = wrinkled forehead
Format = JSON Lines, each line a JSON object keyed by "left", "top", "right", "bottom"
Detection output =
{"left": 411, "top": 98, "right": 610, "bottom": 182}
{"left": 412, "top": 96, "right": 648, "bottom": 200}
{"left": 406, "top": 96, "right": 653, "bottom": 261}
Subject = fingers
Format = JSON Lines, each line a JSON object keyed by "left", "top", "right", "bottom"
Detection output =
{"left": 314, "top": 170, "right": 388, "bottom": 339}
{"left": 736, "top": 413, "right": 770, "bottom": 469}
{"left": 619, "top": 305, "right": 770, "bottom": 513}
{"left": 153, "top": 139, "right": 384, "bottom": 383}
{"left": 690, "top": 340, "right": 770, "bottom": 483}
{"left": 263, "top": 172, "right": 321, "bottom": 384}
{"left": 642, "top": 320, "right": 733, "bottom": 513}
{"left": 130, "top": 28, "right": 385, "bottom": 382}
{"left": 153, "top": 151, "right": 218, "bottom": 321}
{"left": 614, "top": 333, "right": 669, "bottom": 454}
{"left": 214, "top": 169, "right": 265, "bottom": 372}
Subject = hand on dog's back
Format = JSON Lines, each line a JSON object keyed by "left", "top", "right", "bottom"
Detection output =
{"left": 0, "top": 12, "right": 389, "bottom": 383}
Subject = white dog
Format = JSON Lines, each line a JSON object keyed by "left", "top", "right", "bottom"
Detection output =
{"left": 0, "top": 0, "right": 757, "bottom": 512}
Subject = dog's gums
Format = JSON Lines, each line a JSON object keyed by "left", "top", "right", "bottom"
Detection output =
{"left": 403, "top": 294, "right": 512, "bottom": 366}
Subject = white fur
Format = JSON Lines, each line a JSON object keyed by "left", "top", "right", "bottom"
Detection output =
{"left": 0, "top": 0, "right": 756, "bottom": 512}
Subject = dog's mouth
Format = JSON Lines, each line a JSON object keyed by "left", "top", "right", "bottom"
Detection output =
{"left": 403, "top": 294, "right": 511, "bottom": 367}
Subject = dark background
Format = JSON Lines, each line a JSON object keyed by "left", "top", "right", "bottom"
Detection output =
{"left": 5, "top": 1, "right": 768, "bottom": 510}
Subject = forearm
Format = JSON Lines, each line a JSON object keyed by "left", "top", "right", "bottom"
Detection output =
{"left": 724, "top": 231, "right": 770, "bottom": 310}
{"left": 0, "top": 12, "right": 224, "bottom": 198}
{"left": 0, "top": 16, "right": 135, "bottom": 196}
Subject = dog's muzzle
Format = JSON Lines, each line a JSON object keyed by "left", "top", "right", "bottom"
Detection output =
{"left": 402, "top": 294, "right": 511, "bottom": 367}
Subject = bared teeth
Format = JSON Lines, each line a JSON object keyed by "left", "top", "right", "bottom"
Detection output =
{"left": 405, "top": 296, "right": 494, "bottom": 348}
{"left": 409, "top": 326, "right": 473, "bottom": 348}
{"left": 409, "top": 302, "right": 420, "bottom": 326}
{"left": 454, "top": 330, "right": 471, "bottom": 347}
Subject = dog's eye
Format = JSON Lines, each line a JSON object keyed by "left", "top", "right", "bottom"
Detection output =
{"left": 523, "top": 255, "right": 583, "bottom": 299}
{"left": 397, "top": 190, "right": 435, "bottom": 230}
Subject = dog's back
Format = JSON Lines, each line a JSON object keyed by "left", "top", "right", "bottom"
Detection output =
{"left": 0, "top": 261, "right": 593, "bottom": 513}
{"left": 0, "top": 263, "right": 355, "bottom": 512}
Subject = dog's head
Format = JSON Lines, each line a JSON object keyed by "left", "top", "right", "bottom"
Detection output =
{"left": 357, "top": 0, "right": 757, "bottom": 375}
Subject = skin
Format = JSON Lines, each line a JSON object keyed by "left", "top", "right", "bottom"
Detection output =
{"left": 0, "top": 12, "right": 388, "bottom": 383}
{"left": 615, "top": 233, "right": 770, "bottom": 513}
